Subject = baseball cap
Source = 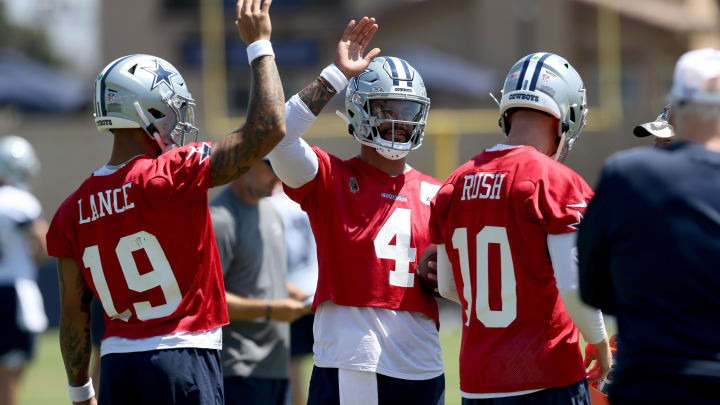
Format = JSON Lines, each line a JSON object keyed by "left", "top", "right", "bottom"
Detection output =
{"left": 668, "top": 48, "right": 720, "bottom": 105}
{"left": 633, "top": 105, "right": 674, "bottom": 138}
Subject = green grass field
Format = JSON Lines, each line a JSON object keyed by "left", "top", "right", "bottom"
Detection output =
{"left": 20, "top": 323, "right": 606, "bottom": 405}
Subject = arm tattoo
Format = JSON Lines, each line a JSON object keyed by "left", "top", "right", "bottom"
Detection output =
{"left": 210, "top": 56, "right": 286, "bottom": 186}
{"left": 58, "top": 265, "right": 94, "bottom": 386}
{"left": 299, "top": 77, "right": 336, "bottom": 116}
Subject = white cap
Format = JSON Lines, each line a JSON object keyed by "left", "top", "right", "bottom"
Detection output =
{"left": 669, "top": 48, "right": 720, "bottom": 105}
{"left": 633, "top": 105, "right": 674, "bottom": 139}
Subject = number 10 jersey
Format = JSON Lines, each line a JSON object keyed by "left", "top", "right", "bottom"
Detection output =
{"left": 429, "top": 145, "right": 594, "bottom": 395}
{"left": 47, "top": 143, "right": 228, "bottom": 347}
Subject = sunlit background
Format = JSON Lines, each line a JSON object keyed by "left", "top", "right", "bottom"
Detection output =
{"left": 2, "top": 0, "right": 719, "bottom": 404}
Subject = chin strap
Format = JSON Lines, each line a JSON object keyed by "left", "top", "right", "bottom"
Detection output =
{"left": 134, "top": 101, "right": 174, "bottom": 153}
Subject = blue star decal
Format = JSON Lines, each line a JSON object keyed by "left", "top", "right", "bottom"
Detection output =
{"left": 141, "top": 60, "right": 177, "bottom": 91}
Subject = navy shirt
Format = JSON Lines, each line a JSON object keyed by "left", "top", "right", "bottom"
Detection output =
{"left": 578, "top": 142, "right": 720, "bottom": 404}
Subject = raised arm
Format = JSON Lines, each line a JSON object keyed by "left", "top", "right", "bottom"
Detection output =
{"left": 210, "top": 0, "right": 286, "bottom": 187}
{"left": 268, "top": 17, "right": 380, "bottom": 188}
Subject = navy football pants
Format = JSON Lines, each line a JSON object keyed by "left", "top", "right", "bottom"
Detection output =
{"left": 99, "top": 347, "right": 223, "bottom": 405}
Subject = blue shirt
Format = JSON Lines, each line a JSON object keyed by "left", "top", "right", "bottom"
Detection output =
{"left": 578, "top": 142, "right": 720, "bottom": 403}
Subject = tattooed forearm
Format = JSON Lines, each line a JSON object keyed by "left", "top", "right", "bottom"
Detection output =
{"left": 299, "top": 77, "right": 337, "bottom": 116}
{"left": 58, "top": 263, "right": 94, "bottom": 386}
{"left": 210, "top": 56, "right": 286, "bottom": 186}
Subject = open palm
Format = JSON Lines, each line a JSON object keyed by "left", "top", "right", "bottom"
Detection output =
{"left": 335, "top": 17, "right": 381, "bottom": 79}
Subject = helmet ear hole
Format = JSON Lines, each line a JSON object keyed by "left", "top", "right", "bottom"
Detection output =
{"left": 561, "top": 122, "right": 570, "bottom": 133}
{"left": 148, "top": 108, "right": 165, "bottom": 119}
{"left": 569, "top": 108, "right": 576, "bottom": 123}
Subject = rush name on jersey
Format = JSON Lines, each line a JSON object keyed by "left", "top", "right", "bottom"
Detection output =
{"left": 284, "top": 146, "right": 441, "bottom": 323}
{"left": 47, "top": 142, "right": 228, "bottom": 342}
{"left": 429, "top": 145, "right": 593, "bottom": 394}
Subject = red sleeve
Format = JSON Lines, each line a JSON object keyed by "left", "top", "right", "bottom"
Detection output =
{"left": 147, "top": 142, "right": 214, "bottom": 196}
{"left": 531, "top": 166, "right": 594, "bottom": 235}
{"left": 282, "top": 146, "right": 332, "bottom": 212}
{"left": 429, "top": 181, "right": 456, "bottom": 245}
{"left": 46, "top": 197, "right": 76, "bottom": 258}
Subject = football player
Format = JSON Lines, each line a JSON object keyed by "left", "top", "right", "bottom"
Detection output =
{"left": 429, "top": 53, "right": 612, "bottom": 404}
{"left": 0, "top": 136, "right": 48, "bottom": 405}
{"left": 266, "top": 18, "right": 445, "bottom": 405}
{"left": 45, "top": 1, "right": 285, "bottom": 404}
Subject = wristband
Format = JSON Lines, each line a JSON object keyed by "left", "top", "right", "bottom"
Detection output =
{"left": 246, "top": 40, "right": 274, "bottom": 65}
{"left": 265, "top": 300, "right": 272, "bottom": 321}
{"left": 68, "top": 378, "right": 95, "bottom": 402}
{"left": 320, "top": 64, "right": 349, "bottom": 93}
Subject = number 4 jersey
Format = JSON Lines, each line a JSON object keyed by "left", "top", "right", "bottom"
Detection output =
{"left": 284, "top": 146, "right": 441, "bottom": 324}
{"left": 429, "top": 145, "right": 594, "bottom": 395}
{"left": 47, "top": 143, "right": 228, "bottom": 351}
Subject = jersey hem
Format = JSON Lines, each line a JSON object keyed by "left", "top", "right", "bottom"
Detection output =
{"left": 313, "top": 360, "right": 444, "bottom": 381}
{"left": 461, "top": 388, "right": 544, "bottom": 399}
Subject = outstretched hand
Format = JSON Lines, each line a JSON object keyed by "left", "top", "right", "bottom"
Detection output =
{"left": 335, "top": 17, "right": 381, "bottom": 79}
{"left": 235, "top": 0, "right": 273, "bottom": 45}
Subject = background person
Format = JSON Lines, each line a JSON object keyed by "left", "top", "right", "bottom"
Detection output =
{"left": 210, "top": 158, "right": 309, "bottom": 405}
{"left": 578, "top": 48, "right": 720, "bottom": 405}
{"left": 0, "top": 135, "right": 48, "bottom": 405}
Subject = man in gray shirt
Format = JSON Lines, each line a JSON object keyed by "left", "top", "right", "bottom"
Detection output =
{"left": 210, "top": 159, "right": 309, "bottom": 405}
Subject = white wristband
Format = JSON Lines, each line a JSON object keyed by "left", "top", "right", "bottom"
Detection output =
{"left": 320, "top": 64, "right": 349, "bottom": 92}
{"left": 246, "top": 40, "right": 274, "bottom": 65}
{"left": 68, "top": 378, "right": 95, "bottom": 402}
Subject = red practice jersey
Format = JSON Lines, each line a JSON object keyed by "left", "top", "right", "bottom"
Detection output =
{"left": 284, "top": 147, "right": 441, "bottom": 323}
{"left": 429, "top": 145, "right": 593, "bottom": 394}
{"left": 47, "top": 142, "right": 228, "bottom": 341}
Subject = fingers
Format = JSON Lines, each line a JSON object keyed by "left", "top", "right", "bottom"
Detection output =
{"left": 242, "top": 0, "right": 252, "bottom": 17}
{"left": 427, "top": 273, "right": 437, "bottom": 281}
{"left": 252, "top": 0, "right": 261, "bottom": 13}
{"left": 349, "top": 16, "right": 372, "bottom": 43}
{"left": 359, "top": 23, "right": 378, "bottom": 49}
{"left": 428, "top": 261, "right": 437, "bottom": 270}
{"left": 341, "top": 19, "right": 356, "bottom": 42}
{"left": 261, "top": 0, "right": 272, "bottom": 12}
{"left": 364, "top": 47, "right": 381, "bottom": 63}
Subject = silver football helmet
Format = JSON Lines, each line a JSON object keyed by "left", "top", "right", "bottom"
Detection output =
{"left": 93, "top": 54, "right": 198, "bottom": 152}
{"left": 0, "top": 135, "right": 39, "bottom": 190}
{"left": 345, "top": 56, "right": 430, "bottom": 160}
{"left": 498, "top": 52, "right": 588, "bottom": 161}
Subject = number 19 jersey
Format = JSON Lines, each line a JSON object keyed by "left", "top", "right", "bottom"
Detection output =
{"left": 46, "top": 143, "right": 228, "bottom": 347}
{"left": 429, "top": 145, "right": 593, "bottom": 395}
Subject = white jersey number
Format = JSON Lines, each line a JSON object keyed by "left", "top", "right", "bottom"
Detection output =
{"left": 374, "top": 208, "right": 417, "bottom": 288}
{"left": 452, "top": 226, "right": 517, "bottom": 327}
{"left": 82, "top": 231, "right": 182, "bottom": 322}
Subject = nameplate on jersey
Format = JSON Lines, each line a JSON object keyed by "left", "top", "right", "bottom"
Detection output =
{"left": 78, "top": 183, "right": 135, "bottom": 224}
{"left": 461, "top": 172, "right": 506, "bottom": 201}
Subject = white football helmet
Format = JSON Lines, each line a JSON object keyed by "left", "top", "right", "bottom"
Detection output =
{"left": 93, "top": 54, "right": 198, "bottom": 152}
{"left": 344, "top": 56, "right": 430, "bottom": 160}
{"left": 0, "top": 135, "right": 39, "bottom": 190}
{"left": 498, "top": 52, "right": 588, "bottom": 161}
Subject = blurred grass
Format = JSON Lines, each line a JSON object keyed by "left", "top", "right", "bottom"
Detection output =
{"left": 20, "top": 320, "right": 612, "bottom": 405}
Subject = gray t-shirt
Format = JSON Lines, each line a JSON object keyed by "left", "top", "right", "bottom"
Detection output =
{"left": 210, "top": 188, "right": 289, "bottom": 379}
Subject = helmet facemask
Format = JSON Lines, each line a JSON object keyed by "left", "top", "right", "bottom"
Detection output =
{"left": 352, "top": 96, "right": 428, "bottom": 160}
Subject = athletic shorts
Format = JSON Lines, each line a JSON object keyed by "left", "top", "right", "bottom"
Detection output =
{"left": 0, "top": 285, "right": 35, "bottom": 368}
{"left": 290, "top": 313, "right": 314, "bottom": 357}
{"left": 307, "top": 366, "right": 445, "bottom": 405}
{"left": 461, "top": 379, "right": 589, "bottom": 405}
{"left": 99, "top": 347, "right": 223, "bottom": 405}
